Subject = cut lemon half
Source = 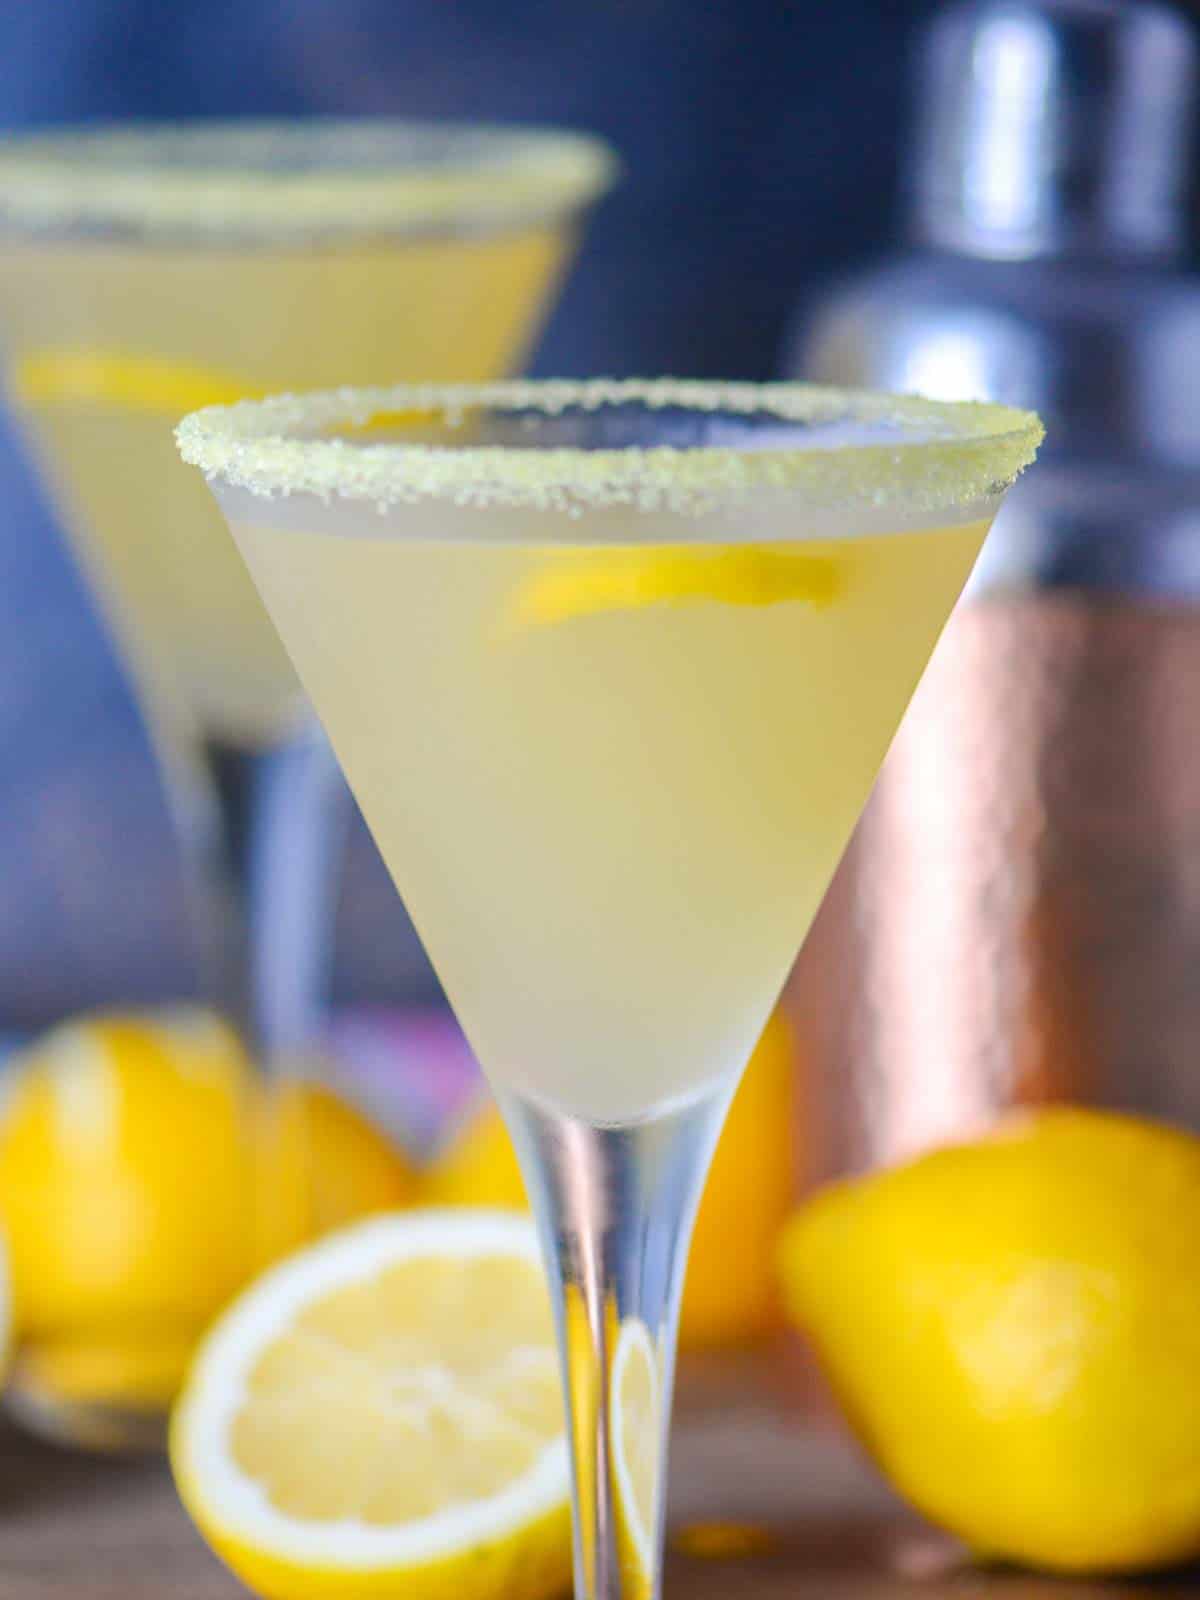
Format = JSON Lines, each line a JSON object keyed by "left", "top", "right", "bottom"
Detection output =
{"left": 10, "top": 347, "right": 255, "bottom": 414}
{"left": 505, "top": 546, "right": 846, "bottom": 633}
{"left": 609, "top": 1318, "right": 662, "bottom": 1599}
{"left": 170, "top": 1211, "right": 571, "bottom": 1600}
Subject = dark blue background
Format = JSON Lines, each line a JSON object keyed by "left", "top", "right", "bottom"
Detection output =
{"left": 0, "top": 0, "right": 937, "bottom": 1026}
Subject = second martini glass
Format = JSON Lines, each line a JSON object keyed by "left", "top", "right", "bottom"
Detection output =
{"left": 179, "top": 379, "right": 1041, "bottom": 1598}
{"left": 0, "top": 122, "right": 614, "bottom": 1445}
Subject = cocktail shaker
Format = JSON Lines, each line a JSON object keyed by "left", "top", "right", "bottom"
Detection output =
{"left": 784, "top": 0, "right": 1200, "bottom": 1176}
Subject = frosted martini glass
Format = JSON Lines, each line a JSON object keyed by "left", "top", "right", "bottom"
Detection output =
{"left": 179, "top": 378, "right": 1041, "bottom": 1599}
{"left": 0, "top": 121, "right": 614, "bottom": 1451}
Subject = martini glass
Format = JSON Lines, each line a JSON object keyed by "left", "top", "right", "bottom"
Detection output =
{"left": 0, "top": 123, "right": 614, "bottom": 1447}
{"left": 178, "top": 379, "right": 1040, "bottom": 1598}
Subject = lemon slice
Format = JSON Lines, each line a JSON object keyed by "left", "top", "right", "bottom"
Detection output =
{"left": 10, "top": 347, "right": 255, "bottom": 414}
{"left": 609, "top": 1318, "right": 662, "bottom": 1598}
{"left": 170, "top": 1211, "right": 571, "bottom": 1600}
{"left": 505, "top": 546, "right": 846, "bottom": 633}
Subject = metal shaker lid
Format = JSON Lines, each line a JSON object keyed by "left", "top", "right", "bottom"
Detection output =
{"left": 910, "top": 0, "right": 1198, "bottom": 261}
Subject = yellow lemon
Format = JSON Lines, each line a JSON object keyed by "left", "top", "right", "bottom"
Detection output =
{"left": 422, "top": 1095, "right": 527, "bottom": 1212}
{"left": 255, "top": 1078, "right": 419, "bottom": 1266}
{"left": 0, "top": 1010, "right": 254, "bottom": 1349}
{"left": 10, "top": 347, "right": 254, "bottom": 413}
{"left": 505, "top": 546, "right": 846, "bottom": 632}
{"left": 779, "top": 1108, "right": 1200, "bottom": 1575}
{"left": 423, "top": 1010, "right": 796, "bottom": 1349}
{"left": 0, "top": 1013, "right": 417, "bottom": 1412}
{"left": 170, "top": 1211, "right": 571, "bottom": 1600}
{"left": 684, "top": 1008, "right": 795, "bottom": 1347}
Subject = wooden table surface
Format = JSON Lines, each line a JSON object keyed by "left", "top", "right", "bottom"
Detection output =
{"left": 1, "top": 1354, "right": 1195, "bottom": 1599}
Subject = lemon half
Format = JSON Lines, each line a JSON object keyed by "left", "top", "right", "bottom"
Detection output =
{"left": 171, "top": 1211, "right": 571, "bottom": 1600}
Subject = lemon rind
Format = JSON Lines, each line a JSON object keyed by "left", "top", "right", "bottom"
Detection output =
{"left": 173, "top": 1210, "right": 569, "bottom": 1570}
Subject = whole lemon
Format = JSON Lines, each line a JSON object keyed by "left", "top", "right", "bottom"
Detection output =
{"left": 0, "top": 1010, "right": 254, "bottom": 1344}
{"left": 255, "top": 1077, "right": 418, "bottom": 1264}
{"left": 0, "top": 1011, "right": 416, "bottom": 1411}
{"left": 425, "top": 1009, "right": 796, "bottom": 1349}
{"left": 779, "top": 1108, "right": 1200, "bottom": 1574}
{"left": 681, "top": 1007, "right": 796, "bottom": 1347}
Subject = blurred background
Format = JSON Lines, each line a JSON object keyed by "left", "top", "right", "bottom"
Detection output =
{"left": 3, "top": 0, "right": 1200, "bottom": 1276}
{"left": 2, "top": 2, "right": 1200, "bottom": 1573}
{"left": 5, "top": 0, "right": 1200, "bottom": 1251}
{"left": 0, "top": 0, "right": 940, "bottom": 1028}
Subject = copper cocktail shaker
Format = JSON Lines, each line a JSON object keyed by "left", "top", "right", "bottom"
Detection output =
{"left": 785, "top": 0, "right": 1200, "bottom": 1178}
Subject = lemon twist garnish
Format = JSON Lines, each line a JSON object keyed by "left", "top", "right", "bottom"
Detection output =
{"left": 12, "top": 355, "right": 450, "bottom": 431}
{"left": 11, "top": 348, "right": 256, "bottom": 414}
{"left": 505, "top": 546, "right": 846, "bottom": 634}
{"left": 672, "top": 1522, "right": 778, "bottom": 1560}
{"left": 339, "top": 407, "right": 445, "bottom": 437}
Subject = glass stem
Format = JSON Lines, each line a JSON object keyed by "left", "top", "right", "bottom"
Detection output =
{"left": 173, "top": 722, "right": 350, "bottom": 1062}
{"left": 240, "top": 727, "right": 350, "bottom": 1063}
{"left": 501, "top": 1085, "right": 730, "bottom": 1600}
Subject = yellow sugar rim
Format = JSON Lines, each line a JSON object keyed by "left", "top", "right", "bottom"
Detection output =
{"left": 175, "top": 378, "right": 1043, "bottom": 519}
{"left": 0, "top": 120, "right": 616, "bottom": 237}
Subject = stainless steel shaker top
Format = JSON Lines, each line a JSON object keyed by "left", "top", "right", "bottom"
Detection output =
{"left": 912, "top": 0, "right": 1196, "bottom": 262}
{"left": 790, "top": 0, "right": 1200, "bottom": 596}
